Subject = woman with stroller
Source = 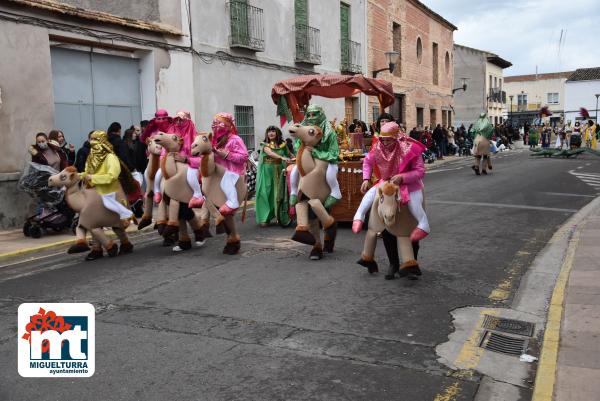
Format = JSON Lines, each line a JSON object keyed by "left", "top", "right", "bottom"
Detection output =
{"left": 255, "top": 126, "right": 292, "bottom": 227}
{"left": 48, "top": 130, "right": 75, "bottom": 166}
{"left": 29, "top": 132, "right": 68, "bottom": 171}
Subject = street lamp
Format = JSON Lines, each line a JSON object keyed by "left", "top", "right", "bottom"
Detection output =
{"left": 452, "top": 77, "right": 468, "bottom": 94}
{"left": 372, "top": 51, "right": 400, "bottom": 78}
{"left": 595, "top": 94, "right": 600, "bottom": 123}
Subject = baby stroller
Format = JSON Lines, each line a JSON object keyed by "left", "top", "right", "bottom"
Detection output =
{"left": 18, "top": 162, "right": 77, "bottom": 238}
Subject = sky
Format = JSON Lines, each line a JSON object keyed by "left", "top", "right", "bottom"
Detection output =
{"left": 420, "top": 0, "right": 600, "bottom": 76}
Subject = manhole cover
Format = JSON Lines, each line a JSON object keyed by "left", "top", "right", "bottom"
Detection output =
{"left": 482, "top": 315, "right": 534, "bottom": 337}
{"left": 479, "top": 331, "right": 528, "bottom": 356}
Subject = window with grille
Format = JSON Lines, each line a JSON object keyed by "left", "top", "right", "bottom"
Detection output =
{"left": 432, "top": 42, "right": 438, "bottom": 85}
{"left": 392, "top": 23, "right": 401, "bottom": 77}
{"left": 547, "top": 92, "right": 559, "bottom": 104}
{"left": 234, "top": 105, "right": 255, "bottom": 150}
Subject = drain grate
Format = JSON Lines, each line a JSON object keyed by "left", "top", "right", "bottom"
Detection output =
{"left": 479, "top": 331, "right": 528, "bottom": 356}
{"left": 482, "top": 315, "right": 535, "bottom": 337}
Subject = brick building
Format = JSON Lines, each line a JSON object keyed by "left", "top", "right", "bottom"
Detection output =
{"left": 367, "top": 0, "right": 456, "bottom": 130}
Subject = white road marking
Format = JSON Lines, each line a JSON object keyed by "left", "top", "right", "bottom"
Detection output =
{"left": 569, "top": 170, "right": 600, "bottom": 190}
{"left": 541, "top": 192, "right": 598, "bottom": 198}
{"left": 427, "top": 200, "right": 577, "bottom": 213}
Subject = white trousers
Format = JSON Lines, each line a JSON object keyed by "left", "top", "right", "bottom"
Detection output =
{"left": 353, "top": 186, "right": 430, "bottom": 233}
{"left": 220, "top": 170, "right": 240, "bottom": 209}
{"left": 290, "top": 164, "right": 342, "bottom": 199}
{"left": 152, "top": 168, "right": 203, "bottom": 199}
{"left": 101, "top": 192, "right": 133, "bottom": 219}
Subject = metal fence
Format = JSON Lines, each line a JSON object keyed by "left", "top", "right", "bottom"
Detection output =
{"left": 234, "top": 105, "right": 255, "bottom": 150}
{"left": 228, "top": 1, "right": 264, "bottom": 51}
{"left": 341, "top": 39, "right": 362, "bottom": 74}
{"left": 295, "top": 24, "right": 321, "bottom": 64}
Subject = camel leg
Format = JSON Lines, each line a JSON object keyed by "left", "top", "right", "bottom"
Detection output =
{"left": 195, "top": 205, "right": 212, "bottom": 238}
{"left": 398, "top": 236, "right": 420, "bottom": 279}
{"left": 138, "top": 193, "right": 154, "bottom": 230}
{"left": 90, "top": 228, "right": 118, "bottom": 257}
{"left": 291, "top": 201, "right": 316, "bottom": 245}
{"left": 357, "top": 229, "right": 379, "bottom": 273}
{"left": 308, "top": 199, "right": 337, "bottom": 245}
{"left": 308, "top": 219, "right": 323, "bottom": 260}
{"left": 173, "top": 221, "right": 192, "bottom": 252}
{"left": 205, "top": 199, "right": 226, "bottom": 235}
{"left": 155, "top": 199, "right": 168, "bottom": 235}
{"left": 163, "top": 200, "right": 180, "bottom": 239}
{"left": 223, "top": 215, "right": 241, "bottom": 255}
{"left": 189, "top": 215, "right": 208, "bottom": 246}
{"left": 112, "top": 226, "right": 133, "bottom": 255}
{"left": 67, "top": 225, "right": 90, "bottom": 254}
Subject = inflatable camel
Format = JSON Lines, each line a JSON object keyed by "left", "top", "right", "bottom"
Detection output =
{"left": 358, "top": 181, "right": 421, "bottom": 279}
{"left": 152, "top": 132, "right": 211, "bottom": 251}
{"left": 137, "top": 137, "right": 163, "bottom": 230}
{"left": 48, "top": 166, "right": 132, "bottom": 259}
{"left": 288, "top": 124, "right": 337, "bottom": 260}
{"left": 190, "top": 132, "right": 246, "bottom": 255}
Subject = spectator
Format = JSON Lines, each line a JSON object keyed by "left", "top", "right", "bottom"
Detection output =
{"left": 409, "top": 126, "right": 419, "bottom": 140}
{"left": 29, "top": 132, "right": 67, "bottom": 171}
{"left": 75, "top": 131, "right": 93, "bottom": 172}
{"left": 123, "top": 127, "right": 137, "bottom": 168}
{"left": 48, "top": 130, "right": 75, "bottom": 166}
{"left": 447, "top": 126, "right": 458, "bottom": 155}
{"left": 432, "top": 124, "right": 445, "bottom": 160}
{"left": 131, "top": 124, "right": 148, "bottom": 174}
{"left": 107, "top": 122, "right": 134, "bottom": 171}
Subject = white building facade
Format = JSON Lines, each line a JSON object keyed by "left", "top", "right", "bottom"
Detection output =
{"left": 564, "top": 68, "right": 600, "bottom": 125}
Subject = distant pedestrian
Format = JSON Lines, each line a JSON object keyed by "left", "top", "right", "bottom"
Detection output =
{"left": 107, "top": 122, "right": 134, "bottom": 171}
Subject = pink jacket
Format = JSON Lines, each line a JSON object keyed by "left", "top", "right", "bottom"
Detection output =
{"left": 214, "top": 135, "right": 248, "bottom": 176}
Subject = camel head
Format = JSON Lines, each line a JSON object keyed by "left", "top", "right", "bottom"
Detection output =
{"left": 377, "top": 181, "right": 400, "bottom": 226}
{"left": 48, "top": 166, "right": 80, "bottom": 189}
{"left": 288, "top": 124, "right": 323, "bottom": 148}
{"left": 146, "top": 137, "right": 163, "bottom": 156}
{"left": 191, "top": 131, "right": 213, "bottom": 156}
{"left": 152, "top": 131, "right": 183, "bottom": 152}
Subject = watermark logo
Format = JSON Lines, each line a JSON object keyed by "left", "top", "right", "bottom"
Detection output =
{"left": 18, "top": 303, "right": 95, "bottom": 377}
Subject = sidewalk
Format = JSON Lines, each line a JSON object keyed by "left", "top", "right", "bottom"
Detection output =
{"left": 555, "top": 212, "right": 600, "bottom": 400}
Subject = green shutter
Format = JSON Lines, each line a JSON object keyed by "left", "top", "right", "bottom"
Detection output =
{"left": 230, "top": 0, "right": 249, "bottom": 46}
{"left": 340, "top": 3, "right": 350, "bottom": 67}
{"left": 295, "top": 0, "right": 308, "bottom": 57}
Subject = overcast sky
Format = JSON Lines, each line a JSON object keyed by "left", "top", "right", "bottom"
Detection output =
{"left": 420, "top": 0, "right": 600, "bottom": 76}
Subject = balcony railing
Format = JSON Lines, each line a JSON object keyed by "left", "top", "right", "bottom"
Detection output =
{"left": 295, "top": 24, "right": 321, "bottom": 65}
{"left": 227, "top": 1, "right": 264, "bottom": 51}
{"left": 341, "top": 39, "right": 362, "bottom": 74}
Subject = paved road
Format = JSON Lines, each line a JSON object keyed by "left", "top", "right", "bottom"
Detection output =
{"left": 1, "top": 150, "right": 599, "bottom": 401}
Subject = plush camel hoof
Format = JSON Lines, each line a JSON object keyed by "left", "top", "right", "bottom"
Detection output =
{"left": 162, "top": 224, "right": 179, "bottom": 239}
{"left": 323, "top": 238, "right": 335, "bottom": 253}
{"left": 352, "top": 220, "right": 363, "bottom": 234}
{"left": 399, "top": 260, "right": 421, "bottom": 280}
{"left": 106, "top": 244, "right": 119, "bottom": 258}
{"left": 173, "top": 240, "right": 192, "bottom": 252}
{"left": 309, "top": 246, "right": 323, "bottom": 260}
{"left": 219, "top": 204, "right": 237, "bottom": 216}
{"left": 202, "top": 223, "right": 213, "bottom": 238}
{"left": 215, "top": 220, "right": 227, "bottom": 235}
{"left": 324, "top": 221, "right": 337, "bottom": 242}
{"left": 188, "top": 196, "right": 205, "bottom": 209}
{"left": 409, "top": 228, "right": 429, "bottom": 242}
{"left": 193, "top": 229, "right": 207, "bottom": 246}
{"left": 472, "top": 165, "right": 480, "bottom": 175}
{"left": 156, "top": 223, "right": 167, "bottom": 235}
{"left": 357, "top": 258, "right": 379, "bottom": 274}
{"left": 119, "top": 242, "right": 134, "bottom": 255}
{"left": 482, "top": 170, "right": 488, "bottom": 175}
{"left": 385, "top": 265, "right": 399, "bottom": 280}
{"left": 162, "top": 236, "right": 177, "bottom": 247}
{"left": 137, "top": 217, "right": 153, "bottom": 231}
{"left": 153, "top": 193, "right": 162, "bottom": 204}
{"left": 85, "top": 249, "right": 103, "bottom": 261}
{"left": 68, "top": 241, "right": 90, "bottom": 254}
{"left": 223, "top": 240, "right": 241, "bottom": 255}
{"left": 291, "top": 229, "right": 316, "bottom": 245}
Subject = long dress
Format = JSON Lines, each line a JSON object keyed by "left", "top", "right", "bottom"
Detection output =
{"left": 255, "top": 142, "right": 291, "bottom": 224}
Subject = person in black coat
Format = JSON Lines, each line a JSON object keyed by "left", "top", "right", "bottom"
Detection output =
{"left": 74, "top": 131, "right": 93, "bottom": 172}
{"left": 132, "top": 124, "right": 149, "bottom": 173}
{"left": 107, "top": 122, "right": 134, "bottom": 171}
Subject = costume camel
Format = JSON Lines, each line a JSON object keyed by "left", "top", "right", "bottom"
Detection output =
{"left": 152, "top": 132, "right": 211, "bottom": 251}
{"left": 48, "top": 166, "right": 132, "bottom": 259}
{"left": 190, "top": 131, "right": 246, "bottom": 255}
{"left": 359, "top": 181, "right": 422, "bottom": 279}
{"left": 137, "top": 137, "right": 164, "bottom": 230}
{"left": 288, "top": 124, "right": 337, "bottom": 260}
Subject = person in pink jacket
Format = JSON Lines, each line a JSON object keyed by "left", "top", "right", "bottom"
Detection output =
{"left": 211, "top": 112, "right": 248, "bottom": 215}
{"left": 352, "top": 121, "right": 430, "bottom": 242}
